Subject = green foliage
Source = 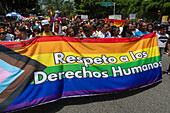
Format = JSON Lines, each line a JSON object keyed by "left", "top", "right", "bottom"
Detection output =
{"left": 74, "top": 0, "right": 169, "bottom": 21}
{"left": 0, "top": 0, "right": 40, "bottom": 16}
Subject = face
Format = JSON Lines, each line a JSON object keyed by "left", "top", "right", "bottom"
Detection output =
{"left": 0, "top": 32, "right": 6, "bottom": 40}
{"left": 86, "top": 29, "right": 92, "bottom": 37}
{"left": 43, "top": 24, "right": 50, "bottom": 32}
{"left": 0, "top": 25, "right": 5, "bottom": 29}
{"left": 7, "top": 28, "right": 12, "bottom": 33}
{"left": 137, "top": 24, "right": 140, "bottom": 29}
{"left": 30, "top": 22, "right": 34, "bottom": 26}
{"left": 78, "top": 27, "right": 83, "bottom": 33}
{"left": 159, "top": 27, "right": 166, "bottom": 35}
{"left": 141, "top": 23, "right": 147, "bottom": 31}
{"left": 148, "top": 25, "right": 153, "bottom": 32}
{"left": 54, "top": 23, "right": 59, "bottom": 29}
{"left": 68, "top": 28, "right": 74, "bottom": 37}
{"left": 128, "top": 24, "right": 134, "bottom": 31}
{"left": 33, "top": 29, "right": 39, "bottom": 35}
{"left": 102, "top": 24, "right": 108, "bottom": 33}
{"left": 14, "top": 29, "right": 21, "bottom": 38}
{"left": 113, "top": 28, "right": 120, "bottom": 36}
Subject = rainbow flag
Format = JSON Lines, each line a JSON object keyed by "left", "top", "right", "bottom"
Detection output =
{"left": 49, "top": 7, "right": 53, "bottom": 23}
{"left": 53, "top": 13, "right": 57, "bottom": 19}
{"left": 72, "top": 16, "right": 75, "bottom": 23}
{"left": 0, "top": 33, "right": 162, "bottom": 112}
{"left": 107, "top": 19, "right": 126, "bottom": 27}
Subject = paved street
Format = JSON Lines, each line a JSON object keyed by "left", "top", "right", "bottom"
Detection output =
{"left": 13, "top": 54, "right": 170, "bottom": 113}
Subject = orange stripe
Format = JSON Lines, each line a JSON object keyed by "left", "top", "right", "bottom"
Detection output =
{"left": 12, "top": 36, "right": 158, "bottom": 56}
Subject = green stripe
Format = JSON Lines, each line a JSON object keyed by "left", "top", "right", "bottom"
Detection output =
{"left": 31, "top": 56, "right": 161, "bottom": 84}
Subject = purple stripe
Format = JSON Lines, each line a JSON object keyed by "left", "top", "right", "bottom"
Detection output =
{"left": 4, "top": 77, "right": 162, "bottom": 112}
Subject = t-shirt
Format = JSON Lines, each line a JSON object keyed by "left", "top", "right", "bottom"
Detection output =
{"left": 6, "top": 33, "right": 15, "bottom": 40}
{"left": 0, "top": 38, "right": 11, "bottom": 41}
{"left": 156, "top": 32, "right": 169, "bottom": 48}
{"left": 15, "top": 37, "right": 30, "bottom": 41}
{"left": 39, "top": 32, "right": 57, "bottom": 36}
{"left": 83, "top": 35, "right": 93, "bottom": 38}
{"left": 134, "top": 31, "right": 150, "bottom": 37}
{"left": 97, "top": 31, "right": 111, "bottom": 38}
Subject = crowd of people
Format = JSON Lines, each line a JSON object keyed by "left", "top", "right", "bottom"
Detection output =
{"left": 0, "top": 16, "right": 170, "bottom": 74}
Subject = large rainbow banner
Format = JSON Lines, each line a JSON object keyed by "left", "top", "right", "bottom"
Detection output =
{"left": 0, "top": 33, "right": 162, "bottom": 112}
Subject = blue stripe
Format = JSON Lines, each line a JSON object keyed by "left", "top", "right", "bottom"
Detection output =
{"left": 9, "top": 67, "right": 162, "bottom": 106}
{"left": 0, "top": 59, "right": 24, "bottom": 93}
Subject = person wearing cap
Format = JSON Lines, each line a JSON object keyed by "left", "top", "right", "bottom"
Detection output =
{"left": 39, "top": 20, "right": 57, "bottom": 36}
{"left": 0, "top": 28, "right": 11, "bottom": 41}
{"left": 61, "top": 26, "right": 67, "bottom": 36}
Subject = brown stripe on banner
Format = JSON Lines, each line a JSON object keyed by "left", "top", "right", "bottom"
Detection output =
{"left": 0, "top": 52, "right": 36, "bottom": 103}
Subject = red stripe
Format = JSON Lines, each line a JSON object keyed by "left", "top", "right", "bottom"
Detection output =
{"left": 107, "top": 19, "right": 126, "bottom": 22}
{"left": 0, "top": 33, "right": 156, "bottom": 48}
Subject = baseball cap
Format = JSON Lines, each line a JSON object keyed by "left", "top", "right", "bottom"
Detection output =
{"left": 41, "top": 20, "right": 50, "bottom": 26}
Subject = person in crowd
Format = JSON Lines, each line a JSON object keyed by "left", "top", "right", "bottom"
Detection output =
{"left": 6, "top": 26, "right": 15, "bottom": 41}
{"left": 0, "top": 28, "right": 11, "bottom": 41}
{"left": 66, "top": 27, "right": 75, "bottom": 37}
{"left": 76, "top": 26, "right": 84, "bottom": 37}
{"left": 30, "top": 21, "right": 36, "bottom": 32}
{"left": 134, "top": 22, "right": 150, "bottom": 37}
{"left": 156, "top": 24, "right": 169, "bottom": 57}
{"left": 0, "top": 22, "right": 5, "bottom": 29}
{"left": 61, "top": 26, "right": 67, "bottom": 36}
{"left": 54, "top": 20, "right": 62, "bottom": 35}
{"left": 92, "top": 24, "right": 101, "bottom": 37}
{"left": 136, "top": 23, "right": 140, "bottom": 31}
{"left": 147, "top": 23, "right": 154, "bottom": 33}
{"left": 166, "top": 17, "right": 170, "bottom": 35}
{"left": 111, "top": 27, "right": 121, "bottom": 38}
{"left": 39, "top": 20, "right": 57, "bottom": 36}
{"left": 14, "top": 26, "right": 30, "bottom": 41}
{"left": 81, "top": 26, "right": 92, "bottom": 38}
{"left": 166, "top": 37, "right": 170, "bottom": 75}
{"left": 32, "top": 26, "right": 41, "bottom": 37}
{"left": 121, "top": 18, "right": 134, "bottom": 37}
{"left": 97, "top": 23, "right": 111, "bottom": 38}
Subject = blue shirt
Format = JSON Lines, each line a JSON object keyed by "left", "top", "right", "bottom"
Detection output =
{"left": 15, "top": 37, "right": 30, "bottom": 41}
{"left": 83, "top": 35, "right": 93, "bottom": 38}
{"left": 0, "top": 37, "right": 11, "bottom": 41}
{"left": 134, "top": 31, "right": 150, "bottom": 37}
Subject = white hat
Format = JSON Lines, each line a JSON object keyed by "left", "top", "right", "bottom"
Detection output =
{"left": 41, "top": 20, "right": 50, "bottom": 26}
{"left": 62, "top": 26, "right": 67, "bottom": 31}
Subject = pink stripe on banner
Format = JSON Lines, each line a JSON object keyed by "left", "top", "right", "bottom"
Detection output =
{"left": 0, "top": 67, "right": 12, "bottom": 83}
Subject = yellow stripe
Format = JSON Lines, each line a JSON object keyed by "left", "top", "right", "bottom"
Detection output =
{"left": 29, "top": 46, "right": 160, "bottom": 67}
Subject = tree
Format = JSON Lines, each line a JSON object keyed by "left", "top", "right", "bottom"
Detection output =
{"left": 0, "top": 0, "right": 40, "bottom": 16}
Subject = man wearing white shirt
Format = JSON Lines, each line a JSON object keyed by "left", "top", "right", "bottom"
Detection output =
{"left": 156, "top": 24, "right": 170, "bottom": 57}
{"left": 97, "top": 23, "right": 111, "bottom": 38}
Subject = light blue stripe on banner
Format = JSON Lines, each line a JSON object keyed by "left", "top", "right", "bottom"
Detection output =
{"left": 0, "top": 59, "right": 24, "bottom": 93}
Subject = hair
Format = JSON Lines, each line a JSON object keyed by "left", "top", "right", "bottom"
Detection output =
{"left": 83, "top": 26, "right": 91, "bottom": 33}
{"left": 139, "top": 22, "right": 147, "bottom": 31}
{"left": 33, "top": 27, "right": 40, "bottom": 37}
{"left": 147, "top": 23, "right": 154, "bottom": 32}
{"left": 100, "top": 23, "right": 108, "bottom": 28}
{"left": 158, "top": 24, "right": 166, "bottom": 30}
{"left": 18, "top": 26, "right": 27, "bottom": 33}
{"left": 66, "top": 27, "right": 74, "bottom": 36}
{"left": 111, "top": 27, "right": 118, "bottom": 36}
{"left": 73, "top": 25, "right": 79, "bottom": 35}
